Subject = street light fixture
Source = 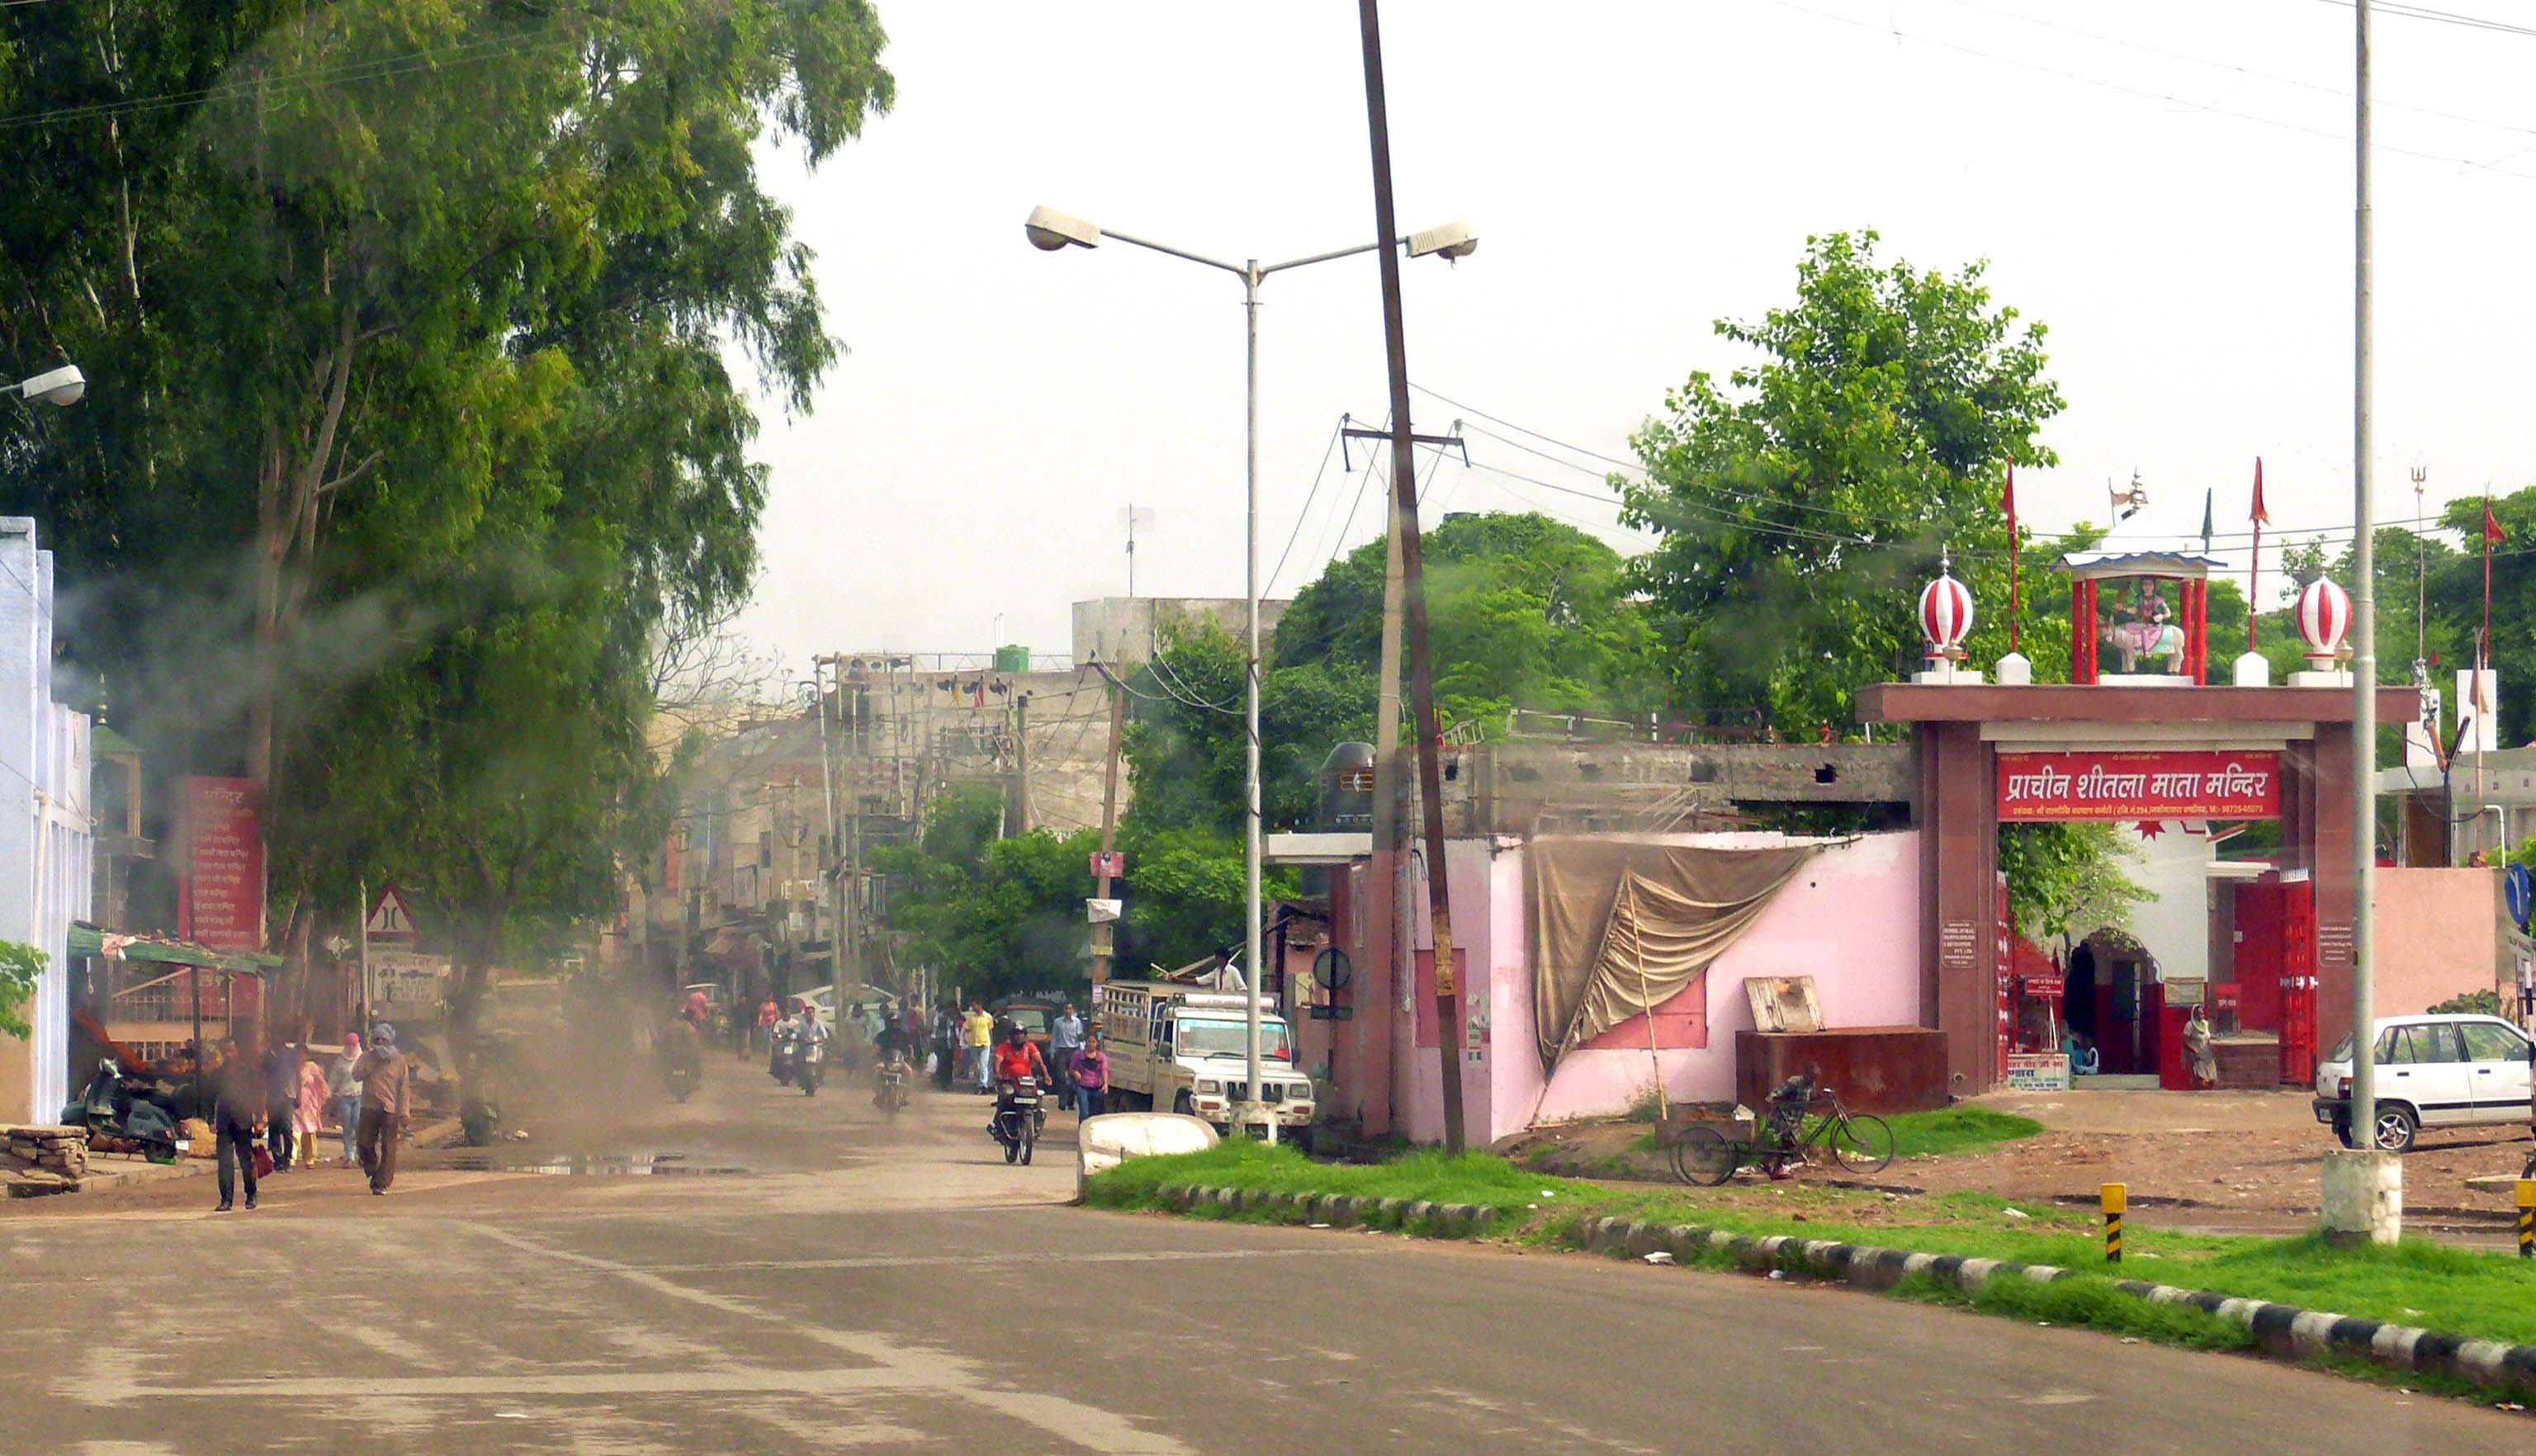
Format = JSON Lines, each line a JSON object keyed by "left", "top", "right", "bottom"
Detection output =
{"left": 1025, "top": 204, "right": 1474, "bottom": 1143}
{"left": 8, "top": 364, "right": 85, "bottom": 407}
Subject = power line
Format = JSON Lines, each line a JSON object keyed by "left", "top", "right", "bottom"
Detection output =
{"left": 1762, "top": 0, "right": 2536, "bottom": 182}
{"left": 1266, "top": 421, "right": 1343, "bottom": 596}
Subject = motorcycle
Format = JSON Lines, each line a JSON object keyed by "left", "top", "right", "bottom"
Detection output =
{"left": 769, "top": 1031, "right": 797, "bottom": 1087}
{"left": 797, "top": 1037, "right": 826, "bottom": 1097}
{"left": 64, "top": 1058, "right": 182, "bottom": 1163}
{"left": 873, "top": 1054, "right": 911, "bottom": 1118}
{"left": 658, "top": 1027, "right": 702, "bottom": 1103}
{"left": 991, "top": 1075, "right": 1042, "bottom": 1165}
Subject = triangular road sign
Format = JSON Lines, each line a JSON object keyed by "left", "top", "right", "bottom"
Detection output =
{"left": 365, "top": 885, "right": 421, "bottom": 940}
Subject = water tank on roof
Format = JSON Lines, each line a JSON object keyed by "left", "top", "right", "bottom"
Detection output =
{"left": 993, "top": 645, "right": 1030, "bottom": 674}
{"left": 1318, "top": 741, "right": 1376, "bottom": 831}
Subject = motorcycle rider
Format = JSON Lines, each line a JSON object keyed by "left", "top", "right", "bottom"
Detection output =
{"left": 990, "top": 1022, "right": 1052, "bottom": 1134}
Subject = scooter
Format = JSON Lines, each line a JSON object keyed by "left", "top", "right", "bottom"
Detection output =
{"left": 769, "top": 1032, "right": 797, "bottom": 1087}
{"left": 797, "top": 1038, "right": 826, "bottom": 1097}
{"left": 64, "top": 1059, "right": 182, "bottom": 1163}
{"left": 991, "top": 1076, "right": 1041, "bottom": 1165}
{"left": 873, "top": 1054, "right": 911, "bottom": 1118}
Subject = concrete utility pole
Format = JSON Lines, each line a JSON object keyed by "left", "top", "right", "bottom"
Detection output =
{"left": 2330, "top": 0, "right": 2398, "bottom": 1242}
{"left": 1357, "top": 0, "right": 1465, "bottom": 1153}
{"left": 1090, "top": 669, "right": 1127, "bottom": 989}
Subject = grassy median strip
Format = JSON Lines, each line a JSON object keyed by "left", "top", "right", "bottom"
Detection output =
{"left": 1085, "top": 1142, "right": 2536, "bottom": 1352}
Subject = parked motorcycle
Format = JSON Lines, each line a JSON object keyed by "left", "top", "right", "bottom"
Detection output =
{"left": 64, "top": 1059, "right": 182, "bottom": 1163}
{"left": 991, "top": 1075, "right": 1042, "bottom": 1165}
{"left": 797, "top": 1037, "right": 826, "bottom": 1097}
{"left": 873, "top": 1054, "right": 911, "bottom": 1118}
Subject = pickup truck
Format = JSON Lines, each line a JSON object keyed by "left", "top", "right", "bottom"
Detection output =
{"left": 1095, "top": 981, "right": 1316, "bottom": 1147}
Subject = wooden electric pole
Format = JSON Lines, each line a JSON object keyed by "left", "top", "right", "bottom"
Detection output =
{"left": 1357, "top": 0, "right": 1464, "bottom": 1153}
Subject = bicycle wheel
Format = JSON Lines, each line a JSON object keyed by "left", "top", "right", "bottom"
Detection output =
{"left": 1668, "top": 1125, "right": 1736, "bottom": 1187}
{"left": 1829, "top": 1113, "right": 1895, "bottom": 1174}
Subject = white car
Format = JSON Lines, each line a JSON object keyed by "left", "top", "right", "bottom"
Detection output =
{"left": 2311, "top": 1013, "right": 2533, "bottom": 1152}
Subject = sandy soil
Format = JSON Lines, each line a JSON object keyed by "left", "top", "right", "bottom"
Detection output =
{"left": 1505, "top": 1088, "right": 2536, "bottom": 1241}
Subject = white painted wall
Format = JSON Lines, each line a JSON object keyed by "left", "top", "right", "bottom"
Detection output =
{"left": 2071, "top": 822, "right": 2213, "bottom": 985}
{"left": 0, "top": 520, "right": 92, "bottom": 1123}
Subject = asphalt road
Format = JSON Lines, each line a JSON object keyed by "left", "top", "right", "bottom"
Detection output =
{"left": 3, "top": 1051, "right": 2528, "bottom": 1454}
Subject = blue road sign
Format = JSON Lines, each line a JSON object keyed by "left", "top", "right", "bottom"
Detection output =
{"left": 2506, "top": 863, "right": 2532, "bottom": 929}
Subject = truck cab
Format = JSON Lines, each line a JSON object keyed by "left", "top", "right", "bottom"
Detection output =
{"left": 1096, "top": 981, "right": 1316, "bottom": 1143}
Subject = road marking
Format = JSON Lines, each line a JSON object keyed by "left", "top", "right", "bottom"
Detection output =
{"left": 635, "top": 1246, "right": 1380, "bottom": 1274}
{"left": 458, "top": 1221, "right": 1191, "bottom": 1455}
{"left": 94, "top": 1367, "right": 911, "bottom": 1401}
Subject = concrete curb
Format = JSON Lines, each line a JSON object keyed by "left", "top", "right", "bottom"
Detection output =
{"left": 1143, "top": 1183, "right": 2535, "bottom": 1397}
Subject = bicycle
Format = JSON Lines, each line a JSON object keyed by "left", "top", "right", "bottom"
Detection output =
{"left": 1666, "top": 1079, "right": 1896, "bottom": 1186}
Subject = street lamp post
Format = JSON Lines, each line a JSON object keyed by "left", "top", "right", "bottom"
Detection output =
{"left": 1025, "top": 207, "right": 1474, "bottom": 1140}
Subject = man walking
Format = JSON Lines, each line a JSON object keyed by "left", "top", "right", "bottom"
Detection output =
{"left": 262, "top": 1037, "right": 304, "bottom": 1171}
{"left": 211, "top": 1035, "right": 266, "bottom": 1213}
{"left": 932, "top": 1002, "right": 960, "bottom": 1091}
{"left": 1049, "top": 1001, "right": 1085, "bottom": 1101}
{"left": 962, "top": 1002, "right": 995, "bottom": 1094}
{"left": 352, "top": 1023, "right": 411, "bottom": 1196}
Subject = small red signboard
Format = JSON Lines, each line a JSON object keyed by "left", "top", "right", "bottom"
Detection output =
{"left": 178, "top": 777, "right": 266, "bottom": 954}
{"left": 1996, "top": 750, "right": 2281, "bottom": 822}
{"left": 1089, "top": 851, "right": 1125, "bottom": 880}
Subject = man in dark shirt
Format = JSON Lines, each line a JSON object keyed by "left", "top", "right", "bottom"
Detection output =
{"left": 211, "top": 1036, "right": 266, "bottom": 1213}
{"left": 352, "top": 1023, "right": 411, "bottom": 1196}
{"left": 262, "top": 1039, "right": 303, "bottom": 1171}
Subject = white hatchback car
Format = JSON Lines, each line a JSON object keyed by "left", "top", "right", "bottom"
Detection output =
{"left": 2311, "top": 1013, "right": 2533, "bottom": 1152}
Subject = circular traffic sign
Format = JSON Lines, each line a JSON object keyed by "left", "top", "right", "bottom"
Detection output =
{"left": 1312, "top": 947, "right": 1353, "bottom": 990}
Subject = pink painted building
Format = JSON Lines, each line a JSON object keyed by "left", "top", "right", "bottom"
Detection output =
{"left": 1277, "top": 829, "right": 1924, "bottom": 1146}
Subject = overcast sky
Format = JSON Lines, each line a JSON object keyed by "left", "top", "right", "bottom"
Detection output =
{"left": 731, "top": 0, "right": 2536, "bottom": 673}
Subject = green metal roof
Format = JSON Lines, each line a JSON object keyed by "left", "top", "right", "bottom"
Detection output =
{"left": 67, "top": 924, "right": 277, "bottom": 972}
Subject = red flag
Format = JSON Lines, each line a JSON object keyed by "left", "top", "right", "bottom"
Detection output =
{"left": 2250, "top": 459, "right": 2270, "bottom": 526}
{"left": 2004, "top": 465, "right": 2019, "bottom": 654}
{"left": 2486, "top": 503, "right": 2508, "bottom": 545}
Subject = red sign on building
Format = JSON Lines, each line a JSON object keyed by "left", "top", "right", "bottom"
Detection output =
{"left": 1995, "top": 750, "right": 2282, "bottom": 822}
{"left": 179, "top": 777, "right": 266, "bottom": 953}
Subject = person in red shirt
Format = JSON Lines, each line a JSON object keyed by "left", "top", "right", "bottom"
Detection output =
{"left": 992, "top": 1023, "right": 1048, "bottom": 1087}
{"left": 991, "top": 1023, "right": 1051, "bottom": 1131}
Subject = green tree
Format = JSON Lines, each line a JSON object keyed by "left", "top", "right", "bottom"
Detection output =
{"left": 871, "top": 787, "right": 1100, "bottom": 1004}
{"left": 1275, "top": 510, "right": 1654, "bottom": 735}
{"left": 0, "top": 941, "right": 43, "bottom": 1041}
{"left": 1620, "top": 229, "right": 2062, "bottom": 735}
{"left": 0, "top": 2, "right": 894, "bottom": 1033}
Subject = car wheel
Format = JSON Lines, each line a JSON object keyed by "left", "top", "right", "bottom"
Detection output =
{"left": 2332, "top": 1116, "right": 2354, "bottom": 1150}
{"left": 2371, "top": 1104, "right": 2419, "bottom": 1153}
{"left": 1173, "top": 1092, "right": 1195, "bottom": 1117}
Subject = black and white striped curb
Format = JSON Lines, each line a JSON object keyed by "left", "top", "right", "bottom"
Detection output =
{"left": 1139, "top": 1184, "right": 2536, "bottom": 1397}
{"left": 1149, "top": 1183, "right": 1499, "bottom": 1236}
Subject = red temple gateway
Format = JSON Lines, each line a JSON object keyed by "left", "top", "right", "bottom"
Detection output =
{"left": 1862, "top": 538, "right": 2403, "bottom": 1099}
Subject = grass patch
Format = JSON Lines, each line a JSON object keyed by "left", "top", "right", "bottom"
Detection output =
{"left": 1091, "top": 1144, "right": 2536, "bottom": 1353}
{"left": 1878, "top": 1106, "right": 2045, "bottom": 1160}
{"left": 1894, "top": 1271, "right": 2257, "bottom": 1351}
{"left": 1084, "top": 1139, "right": 1599, "bottom": 1222}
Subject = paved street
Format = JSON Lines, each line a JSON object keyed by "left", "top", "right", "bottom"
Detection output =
{"left": 3, "top": 1054, "right": 2528, "bottom": 1454}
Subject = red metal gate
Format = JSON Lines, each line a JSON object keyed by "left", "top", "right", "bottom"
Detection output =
{"left": 2278, "top": 876, "right": 2317, "bottom": 1086}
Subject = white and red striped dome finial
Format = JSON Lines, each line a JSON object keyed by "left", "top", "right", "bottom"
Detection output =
{"left": 1919, "top": 551, "right": 1975, "bottom": 660}
{"left": 2295, "top": 575, "right": 2351, "bottom": 664}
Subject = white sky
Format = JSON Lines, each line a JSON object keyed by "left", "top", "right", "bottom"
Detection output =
{"left": 733, "top": 0, "right": 2536, "bottom": 671}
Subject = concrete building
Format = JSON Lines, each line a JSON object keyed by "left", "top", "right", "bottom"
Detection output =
{"left": 0, "top": 520, "right": 93, "bottom": 1123}
{"left": 1072, "top": 597, "right": 1289, "bottom": 669}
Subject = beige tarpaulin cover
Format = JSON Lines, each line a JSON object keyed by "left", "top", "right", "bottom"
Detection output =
{"left": 1529, "top": 837, "right": 1821, "bottom": 1072}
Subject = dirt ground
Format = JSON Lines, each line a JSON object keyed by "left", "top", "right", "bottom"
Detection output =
{"left": 1505, "top": 1088, "right": 2536, "bottom": 1240}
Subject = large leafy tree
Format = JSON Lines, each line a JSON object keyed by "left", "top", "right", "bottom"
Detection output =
{"left": 0, "top": 2, "right": 893, "bottom": 1032}
{"left": 1620, "top": 229, "right": 2062, "bottom": 735}
{"left": 870, "top": 787, "right": 1097, "bottom": 1005}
